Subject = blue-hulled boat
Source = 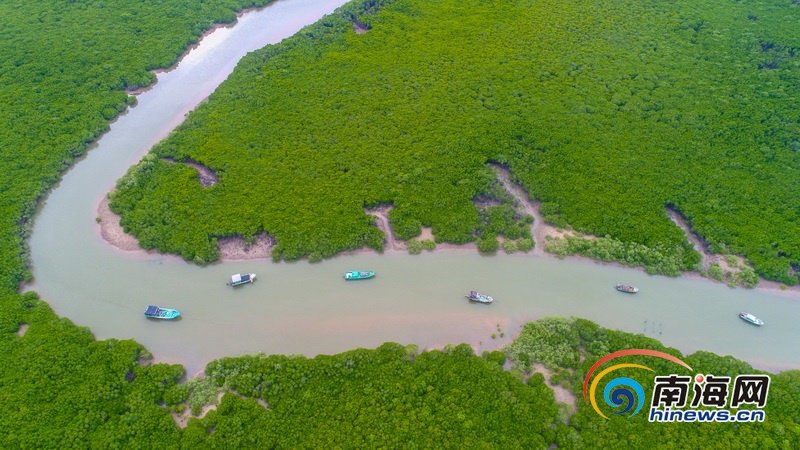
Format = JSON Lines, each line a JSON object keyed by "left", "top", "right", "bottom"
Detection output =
{"left": 344, "top": 271, "right": 375, "bottom": 280}
{"left": 144, "top": 305, "right": 181, "bottom": 320}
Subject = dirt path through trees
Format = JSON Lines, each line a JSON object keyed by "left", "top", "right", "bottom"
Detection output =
{"left": 491, "top": 165, "right": 548, "bottom": 255}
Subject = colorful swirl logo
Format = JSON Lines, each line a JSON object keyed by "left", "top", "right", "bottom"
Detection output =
{"left": 582, "top": 349, "right": 692, "bottom": 419}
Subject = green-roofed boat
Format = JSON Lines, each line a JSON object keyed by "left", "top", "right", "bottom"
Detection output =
{"left": 344, "top": 270, "right": 375, "bottom": 281}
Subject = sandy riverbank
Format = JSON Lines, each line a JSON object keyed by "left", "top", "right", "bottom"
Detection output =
{"left": 96, "top": 168, "right": 799, "bottom": 298}
{"left": 163, "top": 321, "right": 576, "bottom": 423}
{"left": 491, "top": 165, "right": 596, "bottom": 252}
{"left": 98, "top": 197, "right": 142, "bottom": 252}
{"left": 97, "top": 196, "right": 273, "bottom": 260}
{"left": 664, "top": 206, "right": 799, "bottom": 296}
{"left": 125, "top": 3, "right": 272, "bottom": 96}
{"left": 358, "top": 164, "right": 575, "bottom": 255}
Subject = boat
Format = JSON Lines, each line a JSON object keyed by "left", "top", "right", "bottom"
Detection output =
{"left": 738, "top": 312, "right": 764, "bottom": 326}
{"left": 344, "top": 271, "right": 375, "bottom": 280}
{"left": 227, "top": 273, "right": 256, "bottom": 286}
{"left": 144, "top": 305, "right": 181, "bottom": 320}
{"left": 615, "top": 284, "right": 639, "bottom": 294}
{"left": 466, "top": 291, "right": 493, "bottom": 304}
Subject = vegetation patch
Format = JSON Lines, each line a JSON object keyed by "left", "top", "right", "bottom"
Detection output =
{"left": 167, "top": 319, "right": 800, "bottom": 446}
{"left": 183, "top": 343, "right": 560, "bottom": 447}
{"left": 704, "top": 261, "right": 760, "bottom": 288}
{"left": 3, "top": 293, "right": 799, "bottom": 446}
{"left": 163, "top": 158, "right": 219, "bottom": 187}
{"left": 406, "top": 238, "right": 435, "bottom": 254}
{"left": 504, "top": 318, "right": 800, "bottom": 447}
{"left": 0, "top": 0, "right": 277, "bottom": 292}
{"left": 110, "top": 0, "right": 800, "bottom": 284}
{"left": 1, "top": 0, "right": 799, "bottom": 446}
{"left": 545, "top": 235, "right": 700, "bottom": 276}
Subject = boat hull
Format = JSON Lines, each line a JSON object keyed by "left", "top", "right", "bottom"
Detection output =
{"left": 228, "top": 273, "right": 256, "bottom": 286}
{"left": 144, "top": 306, "right": 181, "bottom": 320}
{"left": 738, "top": 312, "right": 764, "bottom": 326}
{"left": 466, "top": 291, "right": 493, "bottom": 304}
{"left": 344, "top": 271, "right": 375, "bottom": 280}
{"left": 615, "top": 284, "right": 638, "bottom": 294}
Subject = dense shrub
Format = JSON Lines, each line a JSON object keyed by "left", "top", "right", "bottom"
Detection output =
{"left": 0, "top": 0, "right": 275, "bottom": 291}
{"left": 0, "top": 0, "right": 276, "bottom": 446}
{"left": 191, "top": 343, "right": 559, "bottom": 447}
{"left": 506, "top": 318, "right": 800, "bottom": 448}
{"left": 2, "top": 0, "right": 799, "bottom": 446}
{"left": 517, "top": 237, "right": 535, "bottom": 253}
{"left": 545, "top": 235, "right": 699, "bottom": 276}
{"left": 110, "top": 0, "right": 800, "bottom": 284}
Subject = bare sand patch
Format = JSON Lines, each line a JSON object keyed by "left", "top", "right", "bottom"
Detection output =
{"left": 432, "top": 241, "right": 479, "bottom": 251}
{"left": 352, "top": 20, "right": 370, "bottom": 34}
{"left": 171, "top": 389, "right": 269, "bottom": 429}
{"left": 217, "top": 234, "right": 273, "bottom": 260}
{"left": 755, "top": 279, "right": 800, "bottom": 297}
{"left": 418, "top": 227, "right": 434, "bottom": 241}
{"left": 365, "top": 205, "right": 403, "bottom": 251}
{"left": 97, "top": 196, "right": 142, "bottom": 252}
{"left": 667, "top": 207, "right": 712, "bottom": 269}
{"left": 531, "top": 363, "right": 577, "bottom": 414}
{"left": 666, "top": 205, "right": 767, "bottom": 287}
{"left": 491, "top": 164, "right": 594, "bottom": 253}
{"left": 171, "top": 391, "right": 225, "bottom": 429}
{"left": 708, "top": 253, "right": 749, "bottom": 275}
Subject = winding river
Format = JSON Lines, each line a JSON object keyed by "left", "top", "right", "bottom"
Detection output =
{"left": 26, "top": 0, "right": 800, "bottom": 376}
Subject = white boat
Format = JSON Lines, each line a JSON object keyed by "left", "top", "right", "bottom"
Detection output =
{"left": 738, "top": 312, "right": 764, "bottom": 326}
{"left": 466, "top": 291, "right": 493, "bottom": 304}
{"left": 615, "top": 284, "right": 639, "bottom": 294}
{"left": 227, "top": 273, "right": 256, "bottom": 287}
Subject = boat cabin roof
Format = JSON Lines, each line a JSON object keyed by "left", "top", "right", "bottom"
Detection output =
{"left": 231, "top": 273, "right": 251, "bottom": 283}
{"left": 145, "top": 305, "right": 160, "bottom": 315}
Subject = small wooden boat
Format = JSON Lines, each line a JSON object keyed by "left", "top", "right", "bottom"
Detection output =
{"left": 738, "top": 312, "right": 764, "bottom": 326}
{"left": 144, "top": 305, "right": 181, "bottom": 320}
{"left": 228, "top": 273, "right": 256, "bottom": 287}
{"left": 344, "top": 270, "right": 375, "bottom": 280}
{"left": 615, "top": 284, "right": 639, "bottom": 294}
{"left": 466, "top": 291, "right": 493, "bottom": 304}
